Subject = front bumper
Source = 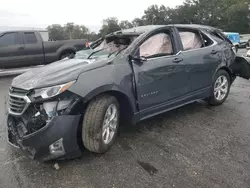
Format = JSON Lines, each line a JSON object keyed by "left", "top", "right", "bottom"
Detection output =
{"left": 7, "top": 114, "right": 82, "bottom": 161}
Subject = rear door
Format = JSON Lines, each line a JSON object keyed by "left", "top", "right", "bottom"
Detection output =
{"left": 176, "top": 28, "right": 220, "bottom": 93}
{"left": 0, "top": 32, "right": 25, "bottom": 68}
{"left": 21, "top": 31, "right": 44, "bottom": 66}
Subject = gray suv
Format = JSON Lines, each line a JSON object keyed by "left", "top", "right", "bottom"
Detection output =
{"left": 7, "top": 24, "right": 250, "bottom": 161}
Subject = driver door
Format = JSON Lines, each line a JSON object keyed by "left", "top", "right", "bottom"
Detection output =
{"left": 132, "top": 28, "right": 190, "bottom": 113}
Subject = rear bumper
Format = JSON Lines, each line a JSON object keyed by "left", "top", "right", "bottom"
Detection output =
{"left": 7, "top": 115, "right": 82, "bottom": 161}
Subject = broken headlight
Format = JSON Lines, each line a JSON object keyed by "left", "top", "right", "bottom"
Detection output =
{"left": 33, "top": 81, "right": 75, "bottom": 99}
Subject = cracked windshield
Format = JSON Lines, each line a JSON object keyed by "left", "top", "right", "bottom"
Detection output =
{"left": 0, "top": 0, "right": 250, "bottom": 188}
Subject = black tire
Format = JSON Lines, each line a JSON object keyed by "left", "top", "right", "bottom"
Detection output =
{"left": 59, "top": 52, "right": 74, "bottom": 60}
{"left": 208, "top": 70, "right": 231, "bottom": 106}
{"left": 82, "top": 95, "right": 120, "bottom": 153}
{"left": 235, "top": 45, "right": 238, "bottom": 53}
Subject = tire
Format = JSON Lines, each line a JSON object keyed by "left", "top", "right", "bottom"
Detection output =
{"left": 82, "top": 95, "right": 120, "bottom": 153}
{"left": 59, "top": 52, "right": 74, "bottom": 60}
{"left": 235, "top": 45, "right": 238, "bottom": 53}
{"left": 208, "top": 70, "right": 231, "bottom": 106}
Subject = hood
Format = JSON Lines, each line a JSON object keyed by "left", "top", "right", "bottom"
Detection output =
{"left": 12, "top": 57, "right": 112, "bottom": 90}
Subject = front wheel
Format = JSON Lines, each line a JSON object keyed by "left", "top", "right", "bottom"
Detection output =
{"left": 82, "top": 95, "right": 120, "bottom": 153}
{"left": 208, "top": 70, "right": 231, "bottom": 106}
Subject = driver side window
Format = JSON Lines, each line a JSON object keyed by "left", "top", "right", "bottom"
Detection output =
{"left": 139, "top": 32, "right": 173, "bottom": 58}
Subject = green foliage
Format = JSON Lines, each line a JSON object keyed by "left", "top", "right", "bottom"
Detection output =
{"left": 99, "top": 17, "right": 121, "bottom": 36}
{"left": 119, "top": 20, "right": 133, "bottom": 29}
{"left": 47, "top": 0, "right": 250, "bottom": 40}
{"left": 47, "top": 23, "right": 91, "bottom": 40}
{"left": 47, "top": 24, "right": 67, "bottom": 40}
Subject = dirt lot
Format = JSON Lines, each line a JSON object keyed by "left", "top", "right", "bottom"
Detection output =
{"left": 1, "top": 57, "right": 250, "bottom": 187}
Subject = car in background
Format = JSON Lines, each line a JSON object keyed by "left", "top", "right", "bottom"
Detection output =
{"left": 0, "top": 30, "right": 87, "bottom": 69}
{"left": 7, "top": 24, "right": 250, "bottom": 161}
{"left": 224, "top": 32, "right": 241, "bottom": 51}
{"left": 239, "top": 39, "right": 250, "bottom": 49}
{"left": 224, "top": 32, "right": 242, "bottom": 49}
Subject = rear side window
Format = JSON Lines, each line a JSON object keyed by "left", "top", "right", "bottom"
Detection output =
{"left": 205, "top": 29, "right": 231, "bottom": 44}
{"left": 24, "top": 32, "right": 37, "bottom": 44}
{"left": 178, "top": 31, "right": 203, "bottom": 51}
{"left": 0, "top": 33, "right": 21, "bottom": 46}
{"left": 201, "top": 33, "right": 214, "bottom": 47}
{"left": 178, "top": 28, "right": 214, "bottom": 51}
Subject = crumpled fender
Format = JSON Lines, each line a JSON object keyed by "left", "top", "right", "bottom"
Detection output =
{"left": 230, "top": 55, "right": 250, "bottom": 79}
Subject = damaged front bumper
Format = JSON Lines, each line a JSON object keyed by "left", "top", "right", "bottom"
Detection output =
{"left": 7, "top": 90, "right": 84, "bottom": 161}
{"left": 8, "top": 115, "right": 82, "bottom": 161}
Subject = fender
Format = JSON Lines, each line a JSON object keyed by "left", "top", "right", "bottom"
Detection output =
{"left": 68, "top": 61, "right": 137, "bottom": 113}
{"left": 57, "top": 45, "right": 77, "bottom": 58}
{"left": 229, "top": 56, "right": 250, "bottom": 79}
{"left": 212, "top": 46, "right": 236, "bottom": 81}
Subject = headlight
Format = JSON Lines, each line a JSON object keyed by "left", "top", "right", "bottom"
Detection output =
{"left": 33, "top": 81, "right": 75, "bottom": 99}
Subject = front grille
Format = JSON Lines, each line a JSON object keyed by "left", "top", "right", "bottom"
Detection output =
{"left": 9, "top": 87, "right": 29, "bottom": 95}
{"left": 9, "top": 95, "right": 26, "bottom": 114}
{"left": 8, "top": 87, "right": 30, "bottom": 115}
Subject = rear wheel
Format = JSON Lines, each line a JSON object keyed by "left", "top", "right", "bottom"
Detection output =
{"left": 208, "top": 70, "right": 231, "bottom": 106}
{"left": 82, "top": 95, "right": 119, "bottom": 153}
{"left": 59, "top": 52, "right": 74, "bottom": 60}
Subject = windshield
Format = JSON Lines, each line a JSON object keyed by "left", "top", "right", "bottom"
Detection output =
{"left": 75, "top": 35, "right": 137, "bottom": 59}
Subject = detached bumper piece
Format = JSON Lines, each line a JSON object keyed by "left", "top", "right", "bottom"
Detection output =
{"left": 230, "top": 56, "right": 250, "bottom": 80}
{"left": 8, "top": 115, "right": 82, "bottom": 161}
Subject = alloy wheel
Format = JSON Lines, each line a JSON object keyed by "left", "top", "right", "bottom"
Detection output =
{"left": 214, "top": 75, "right": 229, "bottom": 101}
{"left": 102, "top": 104, "right": 118, "bottom": 144}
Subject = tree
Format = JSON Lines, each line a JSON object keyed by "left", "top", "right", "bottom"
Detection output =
{"left": 99, "top": 17, "right": 121, "bottom": 36}
{"left": 142, "top": 5, "right": 168, "bottom": 25}
{"left": 47, "top": 23, "right": 90, "bottom": 40}
{"left": 132, "top": 18, "right": 145, "bottom": 27}
{"left": 47, "top": 0, "right": 250, "bottom": 39}
{"left": 47, "top": 24, "right": 67, "bottom": 40}
{"left": 119, "top": 20, "right": 133, "bottom": 29}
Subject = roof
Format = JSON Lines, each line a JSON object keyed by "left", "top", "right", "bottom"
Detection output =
{"left": 172, "top": 24, "right": 217, "bottom": 30}
{"left": 0, "top": 29, "right": 48, "bottom": 35}
{"left": 224, "top": 32, "right": 240, "bottom": 35}
{"left": 115, "top": 24, "right": 218, "bottom": 35}
{"left": 120, "top": 25, "right": 165, "bottom": 34}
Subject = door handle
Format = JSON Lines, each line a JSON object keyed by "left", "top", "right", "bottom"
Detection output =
{"left": 18, "top": 46, "right": 24, "bottom": 50}
{"left": 173, "top": 57, "right": 183, "bottom": 63}
{"left": 211, "top": 50, "right": 218, "bottom": 54}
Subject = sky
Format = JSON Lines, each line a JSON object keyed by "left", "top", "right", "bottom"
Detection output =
{"left": 0, "top": 0, "right": 184, "bottom": 32}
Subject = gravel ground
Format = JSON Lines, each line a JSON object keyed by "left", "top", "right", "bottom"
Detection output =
{"left": 0, "top": 50, "right": 250, "bottom": 188}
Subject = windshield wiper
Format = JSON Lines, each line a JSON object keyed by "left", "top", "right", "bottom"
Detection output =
{"left": 87, "top": 48, "right": 107, "bottom": 59}
{"left": 108, "top": 47, "right": 126, "bottom": 58}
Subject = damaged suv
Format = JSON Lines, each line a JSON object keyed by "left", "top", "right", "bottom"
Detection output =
{"left": 7, "top": 25, "right": 250, "bottom": 161}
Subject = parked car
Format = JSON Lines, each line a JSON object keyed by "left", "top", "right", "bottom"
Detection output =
{"left": 224, "top": 32, "right": 240, "bottom": 51}
{"left": 7, "top": 24, "right": 250, "bottom": 161}
{"left": 0, "top": 30, "right": 87, "bottom": 68}
{"left": 239, "top": 39, "right": 250, "bottom": 48}
{"left": 247, "top": 48, "right": 250, "bottom": 57}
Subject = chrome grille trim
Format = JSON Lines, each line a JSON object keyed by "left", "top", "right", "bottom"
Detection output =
{"left": 9, "top": 87, "right": 29, "bottom": 95}
{"left": 8, "top": 93, "right": 31, "bottom": 116}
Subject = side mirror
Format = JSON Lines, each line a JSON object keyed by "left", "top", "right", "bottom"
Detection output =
{"left": 129, "top": 55, "right": 147, "bottom": 64}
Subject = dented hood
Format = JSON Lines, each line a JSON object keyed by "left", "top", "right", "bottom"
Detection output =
{"left": 11, "top": 57, "right": 112, "bottom": 90}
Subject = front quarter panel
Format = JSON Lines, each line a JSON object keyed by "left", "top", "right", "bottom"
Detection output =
{"left": 68, "top": 56, "right": 137, "bottom": 113}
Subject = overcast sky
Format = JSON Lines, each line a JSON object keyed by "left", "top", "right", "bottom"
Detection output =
{"left": 0, "top": 0, "right": 184, "bottom": 32}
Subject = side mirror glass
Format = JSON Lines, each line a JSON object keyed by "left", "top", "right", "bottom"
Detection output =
{"left": 130, "top": 55, "right": 147, "bottom": 64}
